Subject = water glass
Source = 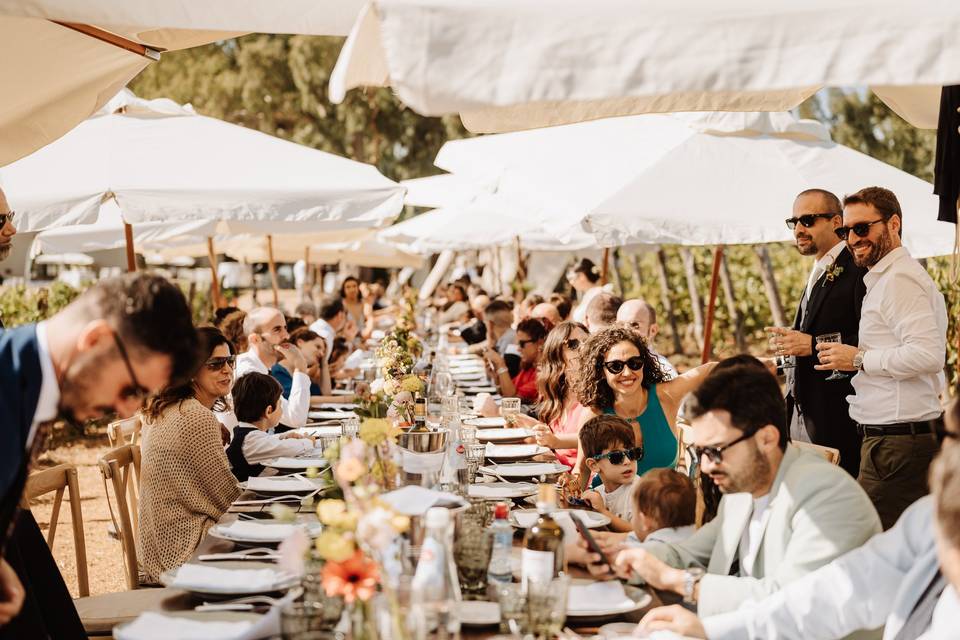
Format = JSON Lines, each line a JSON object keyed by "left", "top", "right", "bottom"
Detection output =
{"left": 281, "top": 602, "right": 340, "bottom": 640}
{"left": 342, "top": 415, "right": 361, "bottom": 439}
{"left": 497, "top": 576, "right": 570, "bottom": 640}
{"left": 460, "top": 423, "right": 478, "bottom": 445}
{"left": 816, "top": 332, "right": 848, "bottom": 381}
{"left": 300, "top": 572, "right": 346, "bottom": 630}
{"left": 464, "top": 442, "right": 486, "bottom": 484}
{"left": 454, "top": 517, "right": 493, "bottom": 599}
{"left": 441, "top": 396, "right": 459, "bottom": 416}
{"left": 501, "top": 397, "right": 521, "bottom": 427}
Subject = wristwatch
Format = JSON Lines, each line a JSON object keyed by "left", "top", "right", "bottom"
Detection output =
{"left": 853, "top": 349, "right": 866, "bottom": 371}
{"left": 682, "top": 567, "right": 705, "bottom": 604}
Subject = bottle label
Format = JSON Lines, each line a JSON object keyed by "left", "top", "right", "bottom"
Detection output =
{"left": 521, "top": 548, "right": 555, "bottom": 587}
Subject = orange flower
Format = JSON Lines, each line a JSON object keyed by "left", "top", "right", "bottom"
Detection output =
{"left": 321, "top": 550, "right": 380, "bottom": 603}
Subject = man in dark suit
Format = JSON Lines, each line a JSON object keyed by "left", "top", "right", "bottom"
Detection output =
{"left": 767, "top": 189, "right": 867, "bottom": 476}
{"left": 0, "top": 268, "right": 198, "bottom": 638}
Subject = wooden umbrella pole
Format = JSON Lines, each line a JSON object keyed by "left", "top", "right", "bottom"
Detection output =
{"left": 515, "top": 236, "right": 526, "bottom": 283}
{"left": 702, "top": 246, "right": 724, "bottom": 364}
{"left": 303, "top": 246, "right": 312, "bottom": 297}
{"left": 600, "top": 248, "right": 611, "bottom": 285}
{"left": 206, "top": 237, "right": 222, "bottom": 311}
{"left": 266, "top": 235, "right": 280, "bottom": 308}
{"left": 123, "top": 223, "right": 136, "bottom": 273}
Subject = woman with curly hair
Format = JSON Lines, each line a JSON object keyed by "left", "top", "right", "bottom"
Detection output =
{"left": 574, "top": 325, "right": 716, "bottom": 487}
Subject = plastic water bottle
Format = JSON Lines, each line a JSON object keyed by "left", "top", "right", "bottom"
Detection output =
{"left": 411, "top": 507, "right": 462, "bottom": 640}
{"left": 487, "top": 502, "right": 513, "bottom": 587}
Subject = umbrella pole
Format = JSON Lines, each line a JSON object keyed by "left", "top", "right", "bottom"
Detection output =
{"left": 515, "top": 236, "right": 526, "bottom": 283}
{"left": 600, "top": 248, "right": 611, "bottom": 285}
{"left": 266, "top": 235, "right": 280, "bottom": 308}
{"left": 206, "top": 237, "right": 222, "bottom": 312}
{"left": 123, "top": 223, "right": 136, "bottom": 272}
{"left": 701, "top": 246, "right": 724, "bottom": 364}
{"left": 303, "top": 246, "right": 311, "bottom": 300}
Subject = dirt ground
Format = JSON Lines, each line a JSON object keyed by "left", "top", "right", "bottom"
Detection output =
{"left": 29, "top": 433, "right": 127, "bottom": 597}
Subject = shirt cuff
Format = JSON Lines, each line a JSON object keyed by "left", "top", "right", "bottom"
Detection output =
{"left": 862, "top": 349, "right": 882, "bottom": 374}
{"left": 291, "top": 371, "right": 311, "bottom": 389}
{"left": 702, "top": 611, "right": 750, "bottom": 640}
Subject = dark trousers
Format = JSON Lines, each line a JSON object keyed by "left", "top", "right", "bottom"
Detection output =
{"left": 858, "top": 433, "right": 940, "bottom": 530}
{"left": 1, "top": 510, "right": 87, "bottom": 639}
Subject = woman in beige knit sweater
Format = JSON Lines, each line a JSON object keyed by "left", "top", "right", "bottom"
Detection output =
{"left": 138, "top": 327, "right": 242, "bottom": 583}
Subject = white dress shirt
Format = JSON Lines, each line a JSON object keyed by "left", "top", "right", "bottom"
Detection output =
{"left": 703, "top": 496, "right": 947, "bottom": 640}
{"left": 238, "top": 421, "right": 316, "bottom": 464}
{"left": 802, "top": 241, "right": 846, "bottom": 314}
{"left": 233, "top": 348, "right": 310, "bottom": 429}
{"left": 29, "top": 321, "right": 60, "bottom": 446}
{"left": 738, "top": 493, "right": 773, "bottom": 577}
{"left": 847, "top": 247, "right": 947, "bottom": 425}
{"left": 309, "top": 318, "right": 337, "bottom": 362}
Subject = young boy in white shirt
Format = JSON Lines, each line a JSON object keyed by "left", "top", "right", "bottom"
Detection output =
{"left": 581, "top": 415, "right": 642, "bottom": 532}
{"left": 227, "top": 372, "right": 316, "bottom": 481}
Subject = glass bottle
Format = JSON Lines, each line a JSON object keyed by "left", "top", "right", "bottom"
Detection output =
{"left": 521, "top": 484, "right": 564, "bottom": 589}
{"left": 487, "top": 502, "right": 514, "bottom": 587}
{"left": 411, "top": 507, "right": 462, "bottom": 640}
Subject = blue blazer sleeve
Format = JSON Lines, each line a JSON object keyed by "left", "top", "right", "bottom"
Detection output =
{"left": 0, "top": 325, "right": 43, "bottom": 501}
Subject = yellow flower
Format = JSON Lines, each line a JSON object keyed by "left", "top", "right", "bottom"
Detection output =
{"left": 359, "top": 418, "right": 400, "bottom": 447}
{"left": 336, "top": 457, "right": 366, "bottom": 483}
{"left": 316, "top": 500, "right": 358, "bottom": 530}
{"left": 382, "top": 378, "right": 400, "bottom": 397}
{"left": 400, "top": 375, "right": 423, "bottom": 393}
{"left": 314, "top": 531, "right": 355, "bottom": 562}
{"left": 390, "top": 514, "right": 410, "bottom": 533}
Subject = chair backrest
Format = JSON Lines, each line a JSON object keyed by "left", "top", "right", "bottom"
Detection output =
{"left": 21, "top": 464, "right": 89, "bottom": 597}
{"left": 98, "top": 444, "right": 142, "bottom": 590}
{"left": 793, "top": 440, "right": 841, "bottom": 466}
{"left": 107, "top": 415, "right": 142, "bottom": 448}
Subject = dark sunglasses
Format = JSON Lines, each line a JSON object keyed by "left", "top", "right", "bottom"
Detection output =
{"left": 518, "top": 338, "right": 538, "bottom": 348}
{"left": 784, "top": 213, "right": 836, "bottom": 230}
{"left": 0, "top": 211, "right": 15, "bottom": 227}
{"left": 687, "top": 431, "right": 753, "bottom": 465}
{"left": 564, "top": 338, "right": 581, "bottom": 351}
{"left": 592, "top": 447, "right": 644, "bottom": 465}
{"left": 205, "top": 355, "right": 236, "bottom": 371}
{"left": 111, "top": 332, "right": 149, "bottom": 402}
{"left": 834, "top": 219, "right": 884, "bottom": 241}
{"left": 602, "top": 356, "right": 644, "bottom": 374}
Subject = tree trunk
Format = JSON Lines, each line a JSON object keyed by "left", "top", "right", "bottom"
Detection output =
{"left": 754, "top": 245, "right": 787, "bottom": 328}
{"left": 631, "top": 253, "right": 643, "bottom": 295}
{"left": 719, "top": 251, "right": 747, "bottom": 352}
{"left": 680, "top": 247, "right": 705, "bottom": 348}
{"left": 655, "top": 249, "right": 684, "bottom": 355}
{"left": 611, "top": 249, "right": 626, "bottom": 295}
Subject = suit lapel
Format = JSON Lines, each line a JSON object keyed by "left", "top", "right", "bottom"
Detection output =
{"left": 746, "top": 447, "right": 800, "bottom": 573}
{"left": 714, "top": 494, "right": 752, "bottom": 575}
{"left": 801, "top": 247, "right": 850, "bottom": 332}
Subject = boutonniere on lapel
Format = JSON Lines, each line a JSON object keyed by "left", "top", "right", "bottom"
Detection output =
{"left": 821, "top": 262, "right": 844, "bottom": 287}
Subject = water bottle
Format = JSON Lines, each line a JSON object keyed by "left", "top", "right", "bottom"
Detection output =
{"left": 487, "top": 502, "right": 513, "bottom": 587}
{"left": 440, "top": 398, "right": 468, "bottom": 494}
{"left": 411, "top": 507, "right": 462, "bottom": 640}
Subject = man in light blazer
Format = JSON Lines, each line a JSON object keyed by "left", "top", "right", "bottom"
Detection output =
{"left": 595, "top": 361, "right": 881, "bottom": 619}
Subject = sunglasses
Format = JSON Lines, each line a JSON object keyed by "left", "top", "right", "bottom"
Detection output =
{"left": 602, "top": 356, "right": 644, "bottom": 374}
{"left": 111, "top": 332, "right": 149, "bottom": 402}
{"left": 205, "top": 355, "right": 236, "bottom": 371}
{"left": 686, "top": 431, "right": 753, "bottom": 465}
{"left": 784, "top": 213, "right": 836, "bottom": 230}
{"left": 0, "top": 211, "right": 15, "bottom": 227}
{"left": 592, "top": 447, "right": 644, "bottom": 465}
{"left": 834, "top": 219, "right": 884, "bottom": 241}
{"left": 518, "top": 338, "right": 538, "bottom": 348}
{"left": 565, "top": 338, "right": 581, "bottom": 351}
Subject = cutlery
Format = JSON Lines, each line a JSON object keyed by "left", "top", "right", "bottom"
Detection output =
{"left": 197, "top": 548, "right": 281, "bottom": 562}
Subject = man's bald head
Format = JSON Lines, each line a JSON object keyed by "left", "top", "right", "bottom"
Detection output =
{"left": 0, "top": 184, "right": 16, "bottom": 261}
{"left": 531, "top": 302, "right": 561, "bottom": 325}
{"left": 617, "top": 298, "right": 658, "bottom": 340}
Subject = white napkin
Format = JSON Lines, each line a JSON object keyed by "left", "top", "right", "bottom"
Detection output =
{"left": 115, "top": 612, "right": 254, "bottom": 640}
{"left": 399, "top": 449, "right": 446, "bottom": 475}
{"left": 380, "top": 485, "right": 466, "bottom": 516}
{"left": 216, "top": 521, "right": 302, "bottom": 542}
{"left": 512, "top": 511, "right": 580, "bottom": 539}
{"left": 308, "top": 410, "right": 353, "bottom": 420}
{"left": 567, "top": 581, "right": 636, "bottom": 614}
{"left": 171, "top": 565, "right": 288, "bottom": 592}
{"left": 268, "top": 457, "right": 326, "bottom": 469}
{"left": 485, "top": 443, "right": 540, "bottom": 458}
{"left": 468, "top": 483, "right": 534, "bottom": 498}
{"left": 245, "top": 476, "right": 317, "bottom": 492}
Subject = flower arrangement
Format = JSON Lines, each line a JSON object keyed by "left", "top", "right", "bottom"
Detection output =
{"left": 822, "top": 261, "right": 845, "bottom": 286}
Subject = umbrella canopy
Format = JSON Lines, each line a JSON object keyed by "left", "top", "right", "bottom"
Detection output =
{"left": 0, "top": 1, "right": 365, "bottom": 165}
{"left": 330, "top": 0, "right": 960, "bottom": 131}
{"left": 1, "top": 90, "right": 405, "bottom": 233}
{"left": 433, "top": 111, "right": 955, "bottom": 258}
{"left": 310, "top": 236, "right": 425, "bottom": 269}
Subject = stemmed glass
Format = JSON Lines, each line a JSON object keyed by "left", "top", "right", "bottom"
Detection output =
{"left": 765, "top": 326, "right": 796, "bottom": 369}
{"left": 816, "top": 332, "right": 848, "bottom": 381}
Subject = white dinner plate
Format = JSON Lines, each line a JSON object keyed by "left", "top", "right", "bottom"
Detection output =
{"left": 460, "top": 385, "right": 499, "bottom": 394}
{"left": 483, "top": 444, "right": 550, "bottom": 462}
{"left": 510, "top": 509, "right": 611, "bottom": 529}
{"left": 331, "top": 389, "right": 355, "bottom": 396}
{"left": 463, "top": 416, "right": 506, "bottom": 429}
{"left": 161, "top": 565, "right": 299, "bottom": 597}
{"left": 475, "top": 428, "right": 533, "bottom": 443}
{"left": 114, "top": 611, "right": 263, "bottom": 640}
{"left": 208, "top": 520, "right": 322, "bottom": 544}
{"left": 263, "top": 456, "right": 328, "bottom": 470}
{"left": 479, "top": 461, "right": 568, "bottom": 479}
{"left": 295, "top": 425, "right": 342, "bottom": 438}
{"left": 458, "top": 600, "right": 500, "bottom": 626}
{"left": 565, "top": 581, "right": 652, "bottom": 618}
{"left": 241, "top": 476, "right": 326, "bottom": 496}
{"left": 467, "top": 482, "right": 538, "bottom": 499}
{"left": 308, "top": 410, "right": 353, "bottom": 420}
{"left": 310, "top": 401, "right": 358, "bottom": 411}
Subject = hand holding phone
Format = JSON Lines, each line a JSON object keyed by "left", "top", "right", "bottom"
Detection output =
{"left": 570, "top": 511, "right": 613, "bottom": 568}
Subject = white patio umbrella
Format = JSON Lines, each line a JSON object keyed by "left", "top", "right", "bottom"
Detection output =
{"left": 330, "top": 0, "right": 960, "bottom": 131}
{"left": 0, "top": 1, "right": 365, "bottom": 165}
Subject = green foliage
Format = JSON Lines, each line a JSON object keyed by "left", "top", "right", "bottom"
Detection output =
{"left": 0, "top": 281, "right": 81, "bottom": 327}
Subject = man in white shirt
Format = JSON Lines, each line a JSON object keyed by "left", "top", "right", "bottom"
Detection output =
{"left": 310, "top": 295, "right": 347, "bottom": 362}
{"left": 586, "top": 362, "right": 880, "bottom": 617}
{"left": 637, "top": 400, "right": 960, "bottom": 640}
{"left": 234, "top": 307, "right": 311, "bottom": 429}
{"left": 616, "top": 298, "right": 678, "bottom": 379}
{"left": 816, "top": 186, "right": 947, "bottom": 529}
{"left": 584, "top": 292, "right": 622, "bottom": 334}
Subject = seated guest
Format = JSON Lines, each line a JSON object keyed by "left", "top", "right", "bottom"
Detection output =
{"left": 639, "top": 397, "right": 960, "bottom": 639}
{"left": 532, "top": 321, "right": 592, "bottom": 468}
{"left": 629, "top": 469, "right": 697, "bottom": 544}
{"left": 518, "top": 293, "right": 545, "bottom": 323}
{"left": 214, "top": 306, "right": 248, "bottom": 354}
{"left": 294, "top": 301, "right": 318, "bottom": 326}
{"left": 438, "top": 283, "right": 471, "bottom": 325}
{"left": 272, "top": 327, "right": 325, "bottom": 397}
{"left": 227, "top": 373, "right": 316, "bottom": 481}
{"left": 550, "top": 292, "right": 573, "bottom": 321}
{"left": 531, "top": 302, "right": 561, "bottom": 330}
{"left": 310, "top": 295, "right": 348, "bottom": 360}
{"left": 458, "top": 294, "right": 490, "bottom": 345}
{"left": 617, "top": 298, "right": 678, "bottom": 379}
{"left": 588, "top": 363, "right": 881, "bottom": 618}
{"left": 931, "top": 438, "right": 960, "bottom": 630}
{"left": 470, "top": 300, "right": 520, "bottom": 374}
{"left": 584, "top": 292, "right": 623, "bottom": 333}
{"left": 329, "top": 337, "right": 357, "bottom": 383}
{"left": 138, "top": 328, "right": 242, "bottom": 584}
{"left": 580, "top": 415, "right": 640, "bottom": 532}
{"left": 485, "top": 318, "right": 547, "bottom": 403}
{"left": 285, "top": 315, "right": 307, "bottom": 333}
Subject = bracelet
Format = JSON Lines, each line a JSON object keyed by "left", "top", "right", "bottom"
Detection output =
{"left": 496, "top": 367, "right": 509, "bottom": 376}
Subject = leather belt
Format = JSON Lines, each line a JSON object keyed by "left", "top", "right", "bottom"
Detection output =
{"left": 856, "top": 420, "right": 937, "bottom": 438}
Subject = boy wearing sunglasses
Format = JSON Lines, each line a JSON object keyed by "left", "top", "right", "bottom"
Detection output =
{"left": 580, "top": 415, "right": 643, "bottom": 532}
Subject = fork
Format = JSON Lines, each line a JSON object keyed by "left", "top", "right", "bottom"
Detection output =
{"left": 195, "top": 594, "right": 284, "bottom": 612}
{"left": 233, "top": 489, "right": 321, "bottom": 505}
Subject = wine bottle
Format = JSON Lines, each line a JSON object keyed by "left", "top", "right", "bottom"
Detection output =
{"left": 521, "top": 484, "right": 564, "bottom": 588}
{"left": 412, "top": 396, "right": 429, "bottom": 432}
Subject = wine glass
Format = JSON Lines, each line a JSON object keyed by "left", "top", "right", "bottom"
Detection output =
{"left": 816, "top": 332, "right": 848, "bottom": 381}
{"left": 765, "top": 326, "right": 796, "bottom": 369}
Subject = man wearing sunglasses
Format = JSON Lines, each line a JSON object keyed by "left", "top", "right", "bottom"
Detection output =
{"left": 768, "top": 189, "right": 867, "bottom": 478}
{"left": 592, "top": 363, "right": 879, "bottom": 618}
{"left": 616, "top": 299, "right": 678, "bottom": 379}
{"left": 816, "top": 187, "right": 947, "bottom": 530}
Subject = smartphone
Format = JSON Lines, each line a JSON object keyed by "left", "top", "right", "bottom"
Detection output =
{"left": 569, "top": 511, "right": 613, "bottom": 567}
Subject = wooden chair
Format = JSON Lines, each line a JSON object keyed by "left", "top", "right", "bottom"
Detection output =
{"left": 98, "top": 444, "right": 142, "bottom": 590}
{"left": 20, "top": 464, "right": 89, "bottom": 597}
{"left": 106, "top": 416, "right": 142, "bottom": 447}
{"left": 793, "top": 440, "right": 842, "bottom": 466}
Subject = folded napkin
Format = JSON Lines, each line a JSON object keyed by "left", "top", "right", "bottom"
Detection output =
{"left": 381, "top": 485, "right": 466, "bottom": 516}
{"left": 468, "top": 483, "right": 534, "bottom": 498}
{"left": 268, "top": 457, "right": 327, "bottom": 468}
{"left": 171, "top": 564, "right": 289, "bottom": 592}
{"left": 115, "top": 612, "right": 254, "bottom": 640}
{"left": 308, "top": 410, "right": 353, "bottom": 420}
{"left": 245, "top": 476, "right": 317, "bottom": 492}
{"left": 567, "top": 581, "right": 636, "bottom": 614}
{"left": 217, "top": 521, "right": 302, "bottom": 542}
{"left": 485, "top": 443, "right": 540, "bottom": 458}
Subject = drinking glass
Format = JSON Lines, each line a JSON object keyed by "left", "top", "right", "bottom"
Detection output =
{"left": 460, "top": 423, "right": 478, "bottom": 445}
{"left": 454, "top": 516, "right": 493, "bottom": 599}
{"left": 281, "top": 602, "right": 340, "bottom": 640}
{"left": 501, "top": 397, "right": 521, "bottom": 427}
{"left": 497, "top": 576, "right": 570, "bottom": 640}
{"left": 464, "top": 442, "right": 486, "bottom": 484}
{"left": 441, "top": 395, "right": 459, "bottom": 415}
{"left": 765, "top": 327, "right": 796, "bottom": 369}
{"left": 342, "top": 415, "right": 360, "bottom": 439}
{"left": 816, "top": 332, "right": 848, "bottom": 381}
{"left": 300, "top": 571, "right": 346, "bottom": 630}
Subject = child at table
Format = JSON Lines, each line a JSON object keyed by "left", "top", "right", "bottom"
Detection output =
{"left": 227, "top": 372, "right": 317, "bottom": 481}
{"left": 626, "top": 468, "right": 696, "bottom": 545}
{"left": 580, "top": 415, "right": 641, "bottom": 532}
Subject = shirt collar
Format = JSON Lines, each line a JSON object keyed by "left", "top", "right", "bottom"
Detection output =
{"left": 33, "top": 321, "right": 60, "bottom": 424}
{"left": 869, "top": 245, "right": 908, "bottom": 275}
{"left": 816, "top": 241, "right": 847, "bottom": 270}
{"left": 240, "top": 347, "right": 269, "bottom": 374}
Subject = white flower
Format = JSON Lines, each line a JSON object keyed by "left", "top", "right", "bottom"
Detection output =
{"left": 370, "top": 378, "right": 385, "bottom": 394}
{"left": 356, "top": 507, "right": 401, "bottom": 553}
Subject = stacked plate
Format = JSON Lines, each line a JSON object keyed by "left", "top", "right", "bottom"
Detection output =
{"left": 509, "top": 508, "right": 610, "bottom": 529}
{"left": 467, "top": 482, "right": 538, "bottom": 500}
{"left": 483, "top": 443, "right": 549, "bottom": 462}
{"left": 208, "top": 520, "right": 322, "bottom": 546}
{"left": 162, "top": 564, "right": 298, "bottom": 598}
{"left": 463, "top": 417, "right": 506, "bottom": 429}
{"left": 241, "top": 475, "right": 325, "bottom": 497}
{"left": 478, "top": 461, "right": 568, "bottom": 480}
{"left": 263, "top": 456, "right": 328, "bottom": 472}
{"left": 566, "top": 580, "right": 653, "bottom": 621}
{"left": 475, "top": 428, "right": 533, "bottom": 444}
